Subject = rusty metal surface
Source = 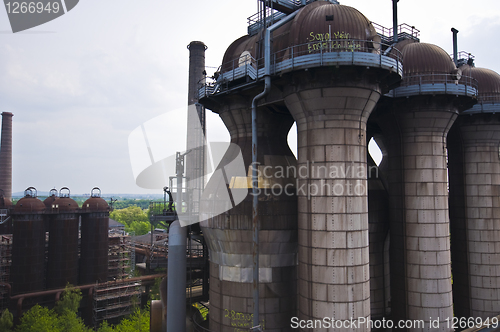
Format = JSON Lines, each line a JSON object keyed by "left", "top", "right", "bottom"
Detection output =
{"left": 401, "top": 42, "right": 456, "bottom": 76}
{"left": 47, "top": 195, "right": 79, "bottom": 289}
{"left": 289, "top": 3, "right": 379, "bottom": 54}
{"left": 79, "top": 195, "right": 109, "bottom": 285}
{"left": 11, "top": 195, "right": 46, "bottom": 295}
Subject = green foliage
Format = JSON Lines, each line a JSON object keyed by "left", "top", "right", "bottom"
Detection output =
{"left": 56, "top": 311, "right": 91, "bottom": 332}
{"left": 126, "top": 221, "right": 151, "bottom": 236}
{"left": 111, "top": 199, "right": 151, "bottom": 210}
{"left": 110, "top": 206, "right": 149, "bottom": 225}
{"left": 114, "top": 308, "right": 149, "bottom": 332}
{"left": 149, "top": 277, "right": 163, "bottom": 301}
{"left": 110, "top": 206, "right": 151, "bottom": 235}
{"left": 15, "top": 285, "right": 90, "bottom": 332}
{"left": 15, "top": 305, "right": 59, "bottom": 332}
{"left": 96, "top": 308, "right": 150, "bottom": 332}
{"left": 0, "top": 309, "right": 13, "bottom": 332}
{"left": 54, "top": 284, "right": 82, "bottom": 316}
{"left": 96, "top": 321, "right": 114, "bottom": 332}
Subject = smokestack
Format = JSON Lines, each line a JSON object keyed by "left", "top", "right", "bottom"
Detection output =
{"left": 452, "top": 28, "right": 459, "bottom": 66}
{"left": 392, "top": 0, "right": 399, "bottom": 43}
{"left": 0, "top": 112, "right": 13, "bottom": 201}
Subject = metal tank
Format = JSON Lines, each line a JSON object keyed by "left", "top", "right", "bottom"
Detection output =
{"left": 372, "top": 41, "right": 477, "bottom": 329}
{"left": 43, "top": 189, "right": 58, "bottom": 233}
{"left": 79, "top": 187, "right": 109, "bottom": 285}
{"left": 46, "top": 187, "right": 79, "bottom": 289}
{"left": 279, "top": 3, "right": 401, "bottom": 328}
{"left": 11, "top": 187, "right": 46, "bottom": 294}
{"left": 0, "top": 112, "right": 13, "bottom": 201}
{"left": 448, "top": 65, "right": 500, "bottom": 320}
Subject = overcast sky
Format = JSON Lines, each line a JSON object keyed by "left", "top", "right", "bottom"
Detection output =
{"left": 1, "top": 0, "right": 499, "bottom": 196}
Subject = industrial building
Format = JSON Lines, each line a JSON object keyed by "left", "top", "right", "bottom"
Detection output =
{"left": 173, "top": 0, "right": 499, "bottom": 331}
{"left": 2, "top": 0, "right": 500, "bottom": 331}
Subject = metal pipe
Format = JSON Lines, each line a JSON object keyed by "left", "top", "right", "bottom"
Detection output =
{"left": 251, "top": 10, "right": 299, "bottom": 329}
{"left": 452, "top": 28, "right": 459, "bottom": 66}
{"left": 166, "top": 220, "right": 186, "bottom": 332}
{"left": 165, "top": 151, "right": 186, "bottom": 331}
{"left": 392, "top": 0, "right": 399, "bottom": 43}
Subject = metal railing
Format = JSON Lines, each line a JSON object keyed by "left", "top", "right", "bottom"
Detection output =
{"left": 388, "top": 73, "right": 478, "bottom": 98}
{"left": 199, "top": 39, "right": 403, "bottom": 99}
{"left": 477, "top": 94, "right": 500, "bottom": 103}
{"left": 372, "top": 22, "right": 420, "bottom": 43}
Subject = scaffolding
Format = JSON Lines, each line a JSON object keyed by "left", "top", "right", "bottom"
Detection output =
{"left": 92, "top": 279, "right": 141, "bottom": 328}
{"left": 0, "top": 235, "right": 12, "bottom": 312}
{"left": 108, "top": 234, "right": 134, "bottom": 281}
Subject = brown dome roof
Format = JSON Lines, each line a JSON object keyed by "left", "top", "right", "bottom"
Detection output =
{"left": 401, "top": 43, "right": 456, "bottom": 75}
{"left": 53, "top": 197, "right": 79, "bottom": 212}
{"left": 289, "top": 2, "right": 378, "bottom": 49}
{"left": 460, "top": 66, "right": 500, "bottom": 99}
{"left": 221, "top": 34, "right": 260, "bottom": 72}
{"left": 14, "top": 196, "right": 45, "bottom": 214}
{"left": 82, "top": 196, "right": 109, "bottom": 212}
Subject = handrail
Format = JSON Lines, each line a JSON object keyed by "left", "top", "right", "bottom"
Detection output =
{"left": 372, "top": 22, "right": 420, "bottom": 41}
{"left": 477, "top": 94, "right": 500, "bottom": 103}
{"left": 399, "top": 73, "right": 478, "bottom": 90}
{"left": 199, "top": 39, "right": 403, "bottom": 99}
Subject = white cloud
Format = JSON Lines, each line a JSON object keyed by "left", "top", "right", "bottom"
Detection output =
{"left": 1, "top": 0, "right": 499, "bottom": 194}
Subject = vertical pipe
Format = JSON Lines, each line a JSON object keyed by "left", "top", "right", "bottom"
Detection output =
{"left": 392, "top": 0, "right": 399, "bottom": 43}
{"left": 166, "top": 153, "right": 186, "bottom": 332}
{"left": 250, "top": 12, "right": 299, "bottom": 328}
{"left": 451, "top": 28, "right": 459, "bottom": 66}
{"left": 0, "top": 112, "right": 13, "bottom": 201}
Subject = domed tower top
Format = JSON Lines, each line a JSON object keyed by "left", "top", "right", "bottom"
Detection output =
{"left": 460, "top": 66, "right": 500, "bottom": 113}
{"left": 13, "top": 187, "right": 45, "bottom": 214}
{"left": 389, "top": 42, "right": 477, "bottom": 99}
{"left": 289, "top": 2, "right": 379, "bottom": 51}
{"left": 401, "top": 43, "right": 456, "bottom": 76}
{"left": 53, "top": 187, "right": 79, "bottom": 213}
{"left": 81, "top": 187, "right": 109, "bottom": 213}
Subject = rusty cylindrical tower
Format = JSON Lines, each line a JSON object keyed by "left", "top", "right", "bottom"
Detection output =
{"left": 46, "top": 187, "right": 79, "bottom": 289}
{"left": 11, "top": 187, "right": 46, "bottom": 294}
{"left": 448, "top": 65, "right": 500, "bottom": 320}
{"left": 79, "top": 187, "right": 109, "bottom": 285}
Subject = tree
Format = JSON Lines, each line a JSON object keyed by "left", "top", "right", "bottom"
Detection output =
{"left": 15, "top": 305, "right": 60, "bottom": 332}
{"left": 126, "top": 221, "right": 151, "bottom": 236}
{"left": 55, "top": 284, "right": 82, "bottom": 315}
{"left": 110, "top": 206, "right": 149, "bottom": 226}
{"left": 0, "top": 309, "right": 13, "bottom": 332}
{"left": 96, "top": 308, "right": 149, "bottom": 332}
{"left": 114, "top": 308, "right": 149, "bottom": 332}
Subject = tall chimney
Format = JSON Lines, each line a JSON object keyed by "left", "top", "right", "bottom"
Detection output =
{"left": 452, "top": 28, "right": 459, "bottom": 66}
{"left": 0, "top": 112, "right": 13, "bottom": 201}
{"left": 393, "top": 0, "right": 399, "bottom": 43}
